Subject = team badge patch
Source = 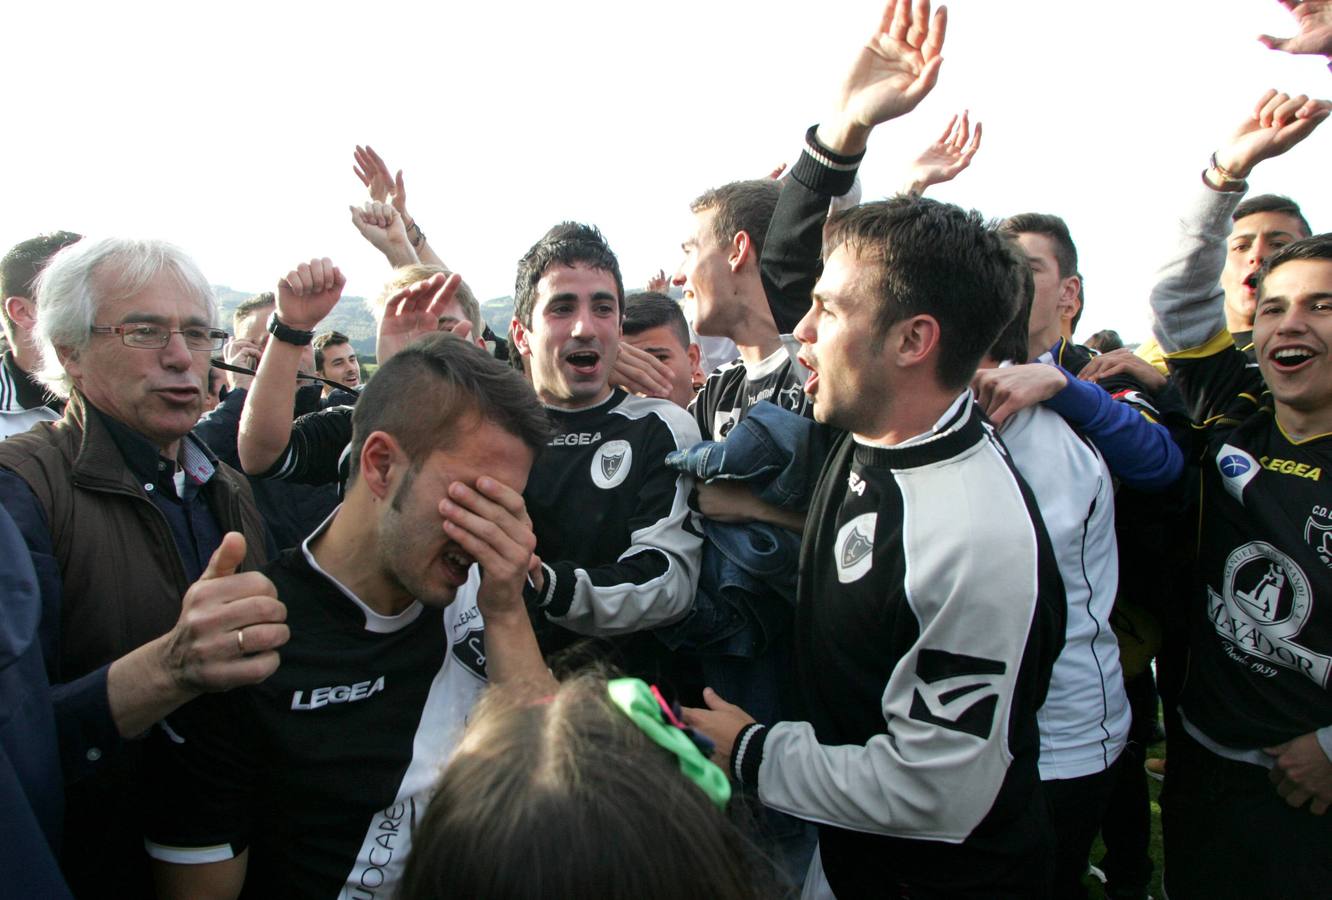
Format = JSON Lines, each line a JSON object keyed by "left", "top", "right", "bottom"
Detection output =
{"left": 450, "top": 626, "right": 489, "bottom": 682}
{"left": 591, "top": 439, "right": 632, "bottom": 489}
{"left": 834, "top": 512, "right": 877, "bottom": 583}
{"left": 1306, "top": 507, "right": 1332, "bottom": 569}
{"left": 1216, "top": 444, "right": 1258, "bottom": 503}
{"left": 1207, "top": 541, "right": 1330, "bottom": 687}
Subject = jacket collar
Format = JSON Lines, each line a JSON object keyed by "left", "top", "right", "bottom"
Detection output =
{"left": 67, "top": 391, "right": 220, "bottom": 493}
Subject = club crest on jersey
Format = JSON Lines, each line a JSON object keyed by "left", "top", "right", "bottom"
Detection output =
{"left": 835, "top": 512, "right": 876, "bottom": 583}
{"left": 1305, "top": 506, "right": 1332, "bottom": 569}
{"left": 779, "top": 383, "right": 804, "bottom": 410}
{"left": 1216, "top": 444, "right": 1258, "bottom": 503}
{"left": 591, "top": 439, "right": 632, "bottom": 489}
{"left": 451, "top": 626, "right": 488, "bottom": 682}
{"left": 1207, "top": 541, "right": 1330, "bottom": 687}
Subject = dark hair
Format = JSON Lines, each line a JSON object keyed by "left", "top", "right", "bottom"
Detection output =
{"left": 623, "top": 292, "right": 691, "bottom": 350}
{"left": 313, "top": 331, "right": 352, "bottom": 371}
{"left": 233, "top": 292, "right": 276, "bottom": 329}
{"left": 986, "top": 239, "right": 1034, "bottom": 365}
{"left": 1085, "top": 329, "right": 1123, "bottom": 353}
{"left": 0, "top": 231, "right": 83, "bottom": 331}
{"left": 398, "top": 673, "right": 774, "bottom": 900}
{"left": 1259, "top": 232, "right": 1332, "bottom": 293}
{"left": 1233, "top": 194, "right": 1311, "bottom": 237}
{"left": 999, "top": 212, "right": 1079, "bottom": 279}
{"left": 690, "top": 179, "right": 782, "bottom": 258}
{"left": 512, "top": 222, "right": 623, "bottom": 330}
{"left": 825, "top": 197, "right": 1021, "bottom": 390}
{"left": 349, "top": 333, "right": 550, "bottom": 483}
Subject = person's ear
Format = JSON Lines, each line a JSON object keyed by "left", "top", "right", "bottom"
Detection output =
{"left": 892, "top": 315, "right": 942, "bottom": 371}
{"left": 359, "top": 431, "right": 403, "bottom": 502}
{"left": 1057, "top": 275, "right": 1082, "bottom": 325}
{"left": 510, "top": 316, "right": 531, "bottom": 358}
{"left": 4, "top": 296, "right": 36, "bottom": 334}
{"left": 729, "top": 231, "right": 754, "bottom": 272}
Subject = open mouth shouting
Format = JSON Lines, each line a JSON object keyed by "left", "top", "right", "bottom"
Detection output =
{"left": 563, "top": 347, "right": 602, "bottom": 378}
{"left": 798, "top": 352, "right": 819, "bottom": 397}
{"left": 1268, "top": 345, "right": 1318, "bottom": 373}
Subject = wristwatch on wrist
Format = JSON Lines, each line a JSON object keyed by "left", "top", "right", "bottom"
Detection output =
{"left": 1205, "top": 152, "right": 1248, "bottom": 192}
{"left": 266, "top": 312, "right": 315, "bottom": 346}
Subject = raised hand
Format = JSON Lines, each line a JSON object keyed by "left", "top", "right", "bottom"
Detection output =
{"left": 350, "top": 200, "right": 417, "bottom": 267}
{"left": 905, "top": 111, "right": 982, "bottom": 194}
{"left": 821, "top": 0, "right": 948, "bottom": 154}
{"left": 378, "top": 271, "right": 463, "bottom": 363}
{"left": 276, "top": 258, "right": 346, "bottom": 332}
{"left": 353, "top": 145, "right": 409, "bottom": 219}
{"left": 1259, "top": 0, "right": 1332, "bottom": 57}
{"left": 766, "top": 162, "right": 788, "bottom": 180}
{"left": 1214, "top": 89, "right": 1332, "bottom": 179}
{"left": 160, "top": 532, "right": 288, "bottom": 694}
{"left": 645, "top": 268, "right": 670, "bottom": 293}
{"left": 222, "top": 337, "right": 263, "bottom": 391}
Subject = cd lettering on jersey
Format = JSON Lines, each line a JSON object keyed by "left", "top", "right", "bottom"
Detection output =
{"left": 835, "top": 512, "right": 877, "bottom": 583}
{"left": 1207, "top": 541, "right": 1330, "bottom": 687}
{"left": 1306, "top": 506, "right": 1332, "bottom": 569}
{"left": 591, "top": 439, "right": 632, "bottom": 489}
{"left": 1217, "top": 444, "right": 1259, "bottom": 502}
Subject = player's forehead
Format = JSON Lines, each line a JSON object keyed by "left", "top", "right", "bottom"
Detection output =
{"left": 534, "top": 263, "right": 619, "bottom": 306}
{"left": 1229, "top": 211, "right": 1308, "bottom": 243}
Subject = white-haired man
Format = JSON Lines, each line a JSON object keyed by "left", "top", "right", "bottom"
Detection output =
{"left": 0, "top": 238, "right": 286, "bottom": 896}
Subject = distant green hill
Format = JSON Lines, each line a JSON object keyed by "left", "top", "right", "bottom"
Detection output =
{"left": 215, "top": 286, "right": 517, "bottom": 353}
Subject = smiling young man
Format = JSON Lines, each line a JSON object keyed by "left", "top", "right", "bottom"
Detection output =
{"left": 508, "top": 223, "right": 702, "bottom": 681}
{"left": 146, "top": 317, "right": 554, "bottom": 900}
{"left": 312, "top": 330, "right": 360, "bottom": 395}
{"left": 1148, "top": 89, "right": 1332, "bottom": 898}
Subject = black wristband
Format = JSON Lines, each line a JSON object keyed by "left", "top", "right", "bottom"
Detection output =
{"left": 791, "top": 124, "right": 865, "bottom": 197}
{"left": 731, "top": 722, "right": 768, "bottom": 787}
{"left": 267, "top": 312, "right": 315, "bottom": 346}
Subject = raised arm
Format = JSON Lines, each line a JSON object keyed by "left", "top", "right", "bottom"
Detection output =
{"left": 762, "top": 0, "right": 947, "bottom": 333}
{"left": 902, "top": 111, "right": 982, "bottom": 196}
{"left": 1259, "top": 0, "right": 1332, "bottom": 59}
{"left": 353, "top": 144, "right": 446, "bottom": 267}
{"left": 349, "top": 201, "right": 418, "bottom": 269}
{"left": 237, "top": 259, "right": 345, "bottom": 475}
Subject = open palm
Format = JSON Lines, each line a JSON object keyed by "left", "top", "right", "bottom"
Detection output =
{"left": 835, "top": 0, "right": 947, "bottom": 128}
{"left": 1260, "top": 0, "right": 1332, "bottom": 56}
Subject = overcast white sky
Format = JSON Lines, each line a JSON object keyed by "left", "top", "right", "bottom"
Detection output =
{"left": 4, "top": 0, "right": 1329, "bottom": 342}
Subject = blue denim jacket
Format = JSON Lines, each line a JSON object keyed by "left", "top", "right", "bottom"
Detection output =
{"left": 657, "top": 402, "right": 831, "bottom": 660}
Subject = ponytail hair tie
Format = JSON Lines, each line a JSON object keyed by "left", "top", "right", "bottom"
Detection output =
{"left": 607, "top": 678, "right": 732, "bottom": 810}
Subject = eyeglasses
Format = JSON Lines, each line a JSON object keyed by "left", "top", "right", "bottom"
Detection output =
{"left": 90, "top": 323, "right": 229, "bottom": 352}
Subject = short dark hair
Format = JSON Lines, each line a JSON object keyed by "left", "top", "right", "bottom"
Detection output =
{"left": 690, "top": 179, "right": 782, "bottom": 258}
{"left": 0, "top": 231, "right": 83, "bottom": 332}
{"left": 623, "top": 292, "right": 691, "bottom": 350}
{"left": 233, "top": 292, "right": 276, "bottom": 329}
{"left": 313, "top": 331, "right": 352, "bottom": 371}
{"left": 398, "top": 673, "right": 771, "bottom": 900}
{"left": 1233, "top": 194, "right": 1312, "bottom": 237}
{"left": 826, "top": 197, "right": 1022, "bottom": 390}
{"left": 1085, "top": 329, "right": 1124, "bottom": 353}
{"left": 999, "top": 212, "right": 1079, "bottom": 279}
{"left": 1259, "top": 232, "right": 1332, "bottom": 293}
{"left": 512, "top": 222, "right": 623, "bottom": 330}
{"left": 349, "top": 333, "right": 550, "bottom": 483}
{"left": 986, "top": 240, "right": 1035, "bottom": 365}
